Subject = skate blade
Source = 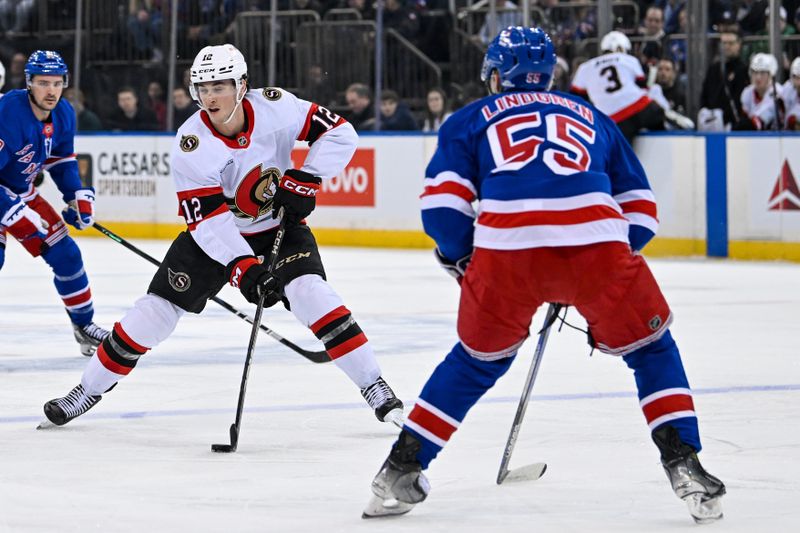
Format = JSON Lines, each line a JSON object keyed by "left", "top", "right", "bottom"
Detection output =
{"left": 361, "top": 494, "right": 415, "bottom": 519}
{"left": 36, "top": 419, "right": 58, "bottom": 430}
{"left": 383, "top": 408, "right": 404, "bottom": 429}
{"left": 499, "top": 462, "right": 548, "bottom": 484}
{"left": 685, "top": 493, "right": 724, "bottom": 524}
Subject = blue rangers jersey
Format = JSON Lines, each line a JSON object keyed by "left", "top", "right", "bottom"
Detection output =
{"left": 421, "top": 90, "right": 658, "bottom": 261}
{"left": 0, "top": 89, "right": 81, "bottom": 215}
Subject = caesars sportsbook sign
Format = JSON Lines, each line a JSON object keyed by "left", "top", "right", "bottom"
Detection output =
{"left": 291, "top": 147, "right": 375, "bottom": 207}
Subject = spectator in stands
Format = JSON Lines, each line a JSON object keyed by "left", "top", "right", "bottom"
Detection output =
{"left": 64, "top": 88, "right": 104, "bottom": 131}
{"left": 654, "top": 57, "right": 687, "bottom": 115}
{"left": 667, "top": 8, "right": 689, "bottom": 74}
{"left": 105, "top": 86, "right": 160, "bottom": 131}
{"left": 781, "top": 56, "right": 800, "bottom": 130}
{"left": 421, "top": 87, "right": 452, "bottom": 132}
{"left": 453, "top": 81, "right": 485, "bottom": 110}
{"left": 344, "top": 82, "right": 375, "bottom": 130}
{"left": 375, "top": 90, "right": 418, "bottom": 131}
{"left": 736, "top": 0, "right": 767, "bottom": 35}
{"left": 339, "top": 0, "right": 375, "bottom": 20}
{"left": 0, "top": 0, "right": 34, "bottom": 35}
{"left": 384, "top": 0, "right": 420, "bottom": 42}
{"left": 699, "top": 29, "right": 749, "bottom": 130}
{"left": 6, "top": 52, "right": 27, "bottom": 90}
{"left": 127, "top": 0, "right": 164, "bottom": 62}
{"left": 300, "top": 64, "right": 336, "bottom": 107}
{"left": 172, "top": 86, "right": 196, "bottom": 128}
{"left": 477, "top": 1, "right": 522, "bottom": 45}
{"left": 285, "top": 0, "right": 324, "bottom": 15}
{"left": 658, "top": 0, "right": 686, "bottom": 35}
{"left": 738, "top": 52, "right": 780, "bottom": 130}
{"left": 639, "top": 6, "right": 666, "bottom": 41}
{"left": 747, "top": 6, "right": 796, "bottom": 72}
{"left": 147, "top": 80, "right": 167, "bottom": 130}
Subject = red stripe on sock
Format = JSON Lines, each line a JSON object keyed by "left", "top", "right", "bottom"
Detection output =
{"left": 408, "top": 404, "right": 458, "bottom": 442}
{"left": 113, "top": 323, "right": 149, "bottom": 354}
{"left": 96, "top": 344, "right": 134, "bottom": 376}
{"left": 326, "top": 332, "right": 368, "bottom": 360}
{"left": 642, "top": 394, "right": 695, "bottom": 424}
{"left": 63, "top": 288, "right": 92, "bottom": 307}
{"left": 310, "top": 305, "right": 350, "bottom": 335}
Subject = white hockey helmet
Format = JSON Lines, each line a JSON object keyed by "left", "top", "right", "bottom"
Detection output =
{"left": 0, "top": 60, "right": 5, "bottom": 91}
{"left": 749, "top": 53, "right": 778, "bottom": 76}
{"left": 600, "top": 31, "right": 632, "bottom": 53}
{"left": 189, "top": 44, "right": 248, "bottom": 122}
{"left": 791, "top": 56, "right": 800, "bottom": 78}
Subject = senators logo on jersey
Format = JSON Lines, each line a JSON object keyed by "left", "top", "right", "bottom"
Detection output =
{"left": 227, "top": 164, "right": 281, "bottom": 219}
{"left": 180, "top": 134, "right": 200, "bottom": 152}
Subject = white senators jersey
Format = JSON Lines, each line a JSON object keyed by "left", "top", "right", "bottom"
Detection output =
{"left": 171, "top": 87, "right": 357, "bottom": 266}
{"left": 570, "top": 52, "right": 651, "bottom": 122}
{"left": 740, "top": 84, "right": 777, "bottom": 130}
{"left": 780, "top": 80, "right": 800, "bottom": 128}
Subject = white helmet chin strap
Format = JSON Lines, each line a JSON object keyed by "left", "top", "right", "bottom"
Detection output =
{"left": 222, "top": 78, "right": 247, "bottom": 124}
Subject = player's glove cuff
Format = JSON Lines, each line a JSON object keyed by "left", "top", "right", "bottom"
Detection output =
{"left": 62, "top": 188, "right": 96, "bottom": 230}
{"left": 434, "top": 247, "right": 472, "bottom": 284}
{"left": 226, "top": 255, "right": 261, "bottom": 288}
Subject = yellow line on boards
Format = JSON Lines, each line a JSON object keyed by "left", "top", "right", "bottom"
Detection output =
{"left": 74, "top": 224, "right": 800, "bottom": 263}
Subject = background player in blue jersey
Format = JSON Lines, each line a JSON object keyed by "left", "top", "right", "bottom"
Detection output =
{"left": 0, "top": 50, "right": 109, "bottom": 356}
{"left": 363, "top": 27, "right": 725, "bottom": 524}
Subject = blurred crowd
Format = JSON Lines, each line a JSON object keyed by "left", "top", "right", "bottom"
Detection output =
{"left": 0, "top": 1, "right": 799, "bottom": 134}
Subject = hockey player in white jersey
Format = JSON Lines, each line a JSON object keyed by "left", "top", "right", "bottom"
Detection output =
{"left": 570, "top": 31, "right": 665, "bottom": 143}
{"left": 40, "top": 44, "right": 403, "bottom": 430}
{"left": 780, "top": 57, "right": 800, "bottom": 130}
{"left": 740, "top": 53, "right": 780, "bottom": 130}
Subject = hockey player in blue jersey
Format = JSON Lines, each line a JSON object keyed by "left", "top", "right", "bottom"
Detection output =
{"left": 0, "top": 50, "right": 109, "bottom": 356}
{"left": 363, "top": 27, "right": 725, "bottom": 523}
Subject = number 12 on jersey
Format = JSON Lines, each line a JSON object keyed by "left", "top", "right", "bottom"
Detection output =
{"left": 487, "top": 111, "right": 596, "bottom": 176}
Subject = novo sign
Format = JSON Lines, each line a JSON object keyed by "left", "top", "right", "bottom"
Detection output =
{"left": 291, "top": 147, "right": 375, "bottom": 206}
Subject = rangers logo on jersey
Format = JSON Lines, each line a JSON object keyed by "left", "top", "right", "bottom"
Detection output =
{"left": 229, "top": 164, "right": 280, "bottom": 219}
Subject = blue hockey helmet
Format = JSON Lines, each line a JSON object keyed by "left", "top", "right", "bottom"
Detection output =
{"left": 25, "top": 50, "right": 69, "bottom": 86}
{"left": 481, "top": 26, "right": 556, "bottom": 92}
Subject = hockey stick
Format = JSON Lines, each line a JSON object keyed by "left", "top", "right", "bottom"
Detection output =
{"left": 91, "top": 222, "right": 330, "bottom": 364}
{"left": 496, "top": 303, "right": 562, "bottom": 485}
{"left": 212, "top": 210, "right": 286, "bottom": 453}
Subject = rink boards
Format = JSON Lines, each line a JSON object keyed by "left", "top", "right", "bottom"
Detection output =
{"left": 36, "top": 131, "right": 800, "bottom": 262}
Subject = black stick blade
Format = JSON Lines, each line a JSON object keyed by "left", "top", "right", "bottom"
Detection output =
{"left": 211, "top": 423, "right": 239, "bottom": 453}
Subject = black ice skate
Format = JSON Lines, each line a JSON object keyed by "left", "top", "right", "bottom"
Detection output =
{"left": 361, "top": 376, "right": 404, "bottom": 428}
{"left": 72, "top": 322, "right": 110, "bottom": 356}
{"left": 363, "top": 430, "right": 430, "bottom": 518}
{"left": 652, "top": 425, "right": 726, "bottom": 524}
{"left": 38, "top": 384, "right": 102, "bottom": 429}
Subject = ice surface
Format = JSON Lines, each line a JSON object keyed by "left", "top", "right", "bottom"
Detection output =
{"left": 1, "top": 237, "right": 799, "bottom": 532}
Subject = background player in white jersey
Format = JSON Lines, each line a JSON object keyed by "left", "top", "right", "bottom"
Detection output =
{"left": 570, "top": 31, "right": 665, "bottom": 144}
{"left": 0, "top": 51, "right": 109, "bottom": 356}
{"left": 363, "top": 27, "right": 724, "bottom": 523}
{"left": 780, "top": 57, "right": 800, "bottom": 130}
{"left": 41, "top": 44, "right": 403, "bottom": 431}
{"left": 739, "top": 53, "right": 780, "bottom": 130}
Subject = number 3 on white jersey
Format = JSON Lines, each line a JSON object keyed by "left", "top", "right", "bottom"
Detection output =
{"left": 487, "top": 111, "right": 596, "bottom": 176}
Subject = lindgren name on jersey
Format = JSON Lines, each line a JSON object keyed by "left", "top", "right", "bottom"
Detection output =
{"left": 481, "top": 91, "right": 595, "bottom": 124}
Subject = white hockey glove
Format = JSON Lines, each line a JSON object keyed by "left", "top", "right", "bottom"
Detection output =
{"left": 434, "top": 247, "right": 472, "bottom": 284}
{"left": 1, "top": 199, "right": 49, "bottom": 255}
{"left": 62, "top": 188, "right": 96, "bottom": 230}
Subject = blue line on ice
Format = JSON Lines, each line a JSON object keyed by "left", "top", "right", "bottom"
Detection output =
{"left": 3, "top": 383, "right": 798, "bottom": 425}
